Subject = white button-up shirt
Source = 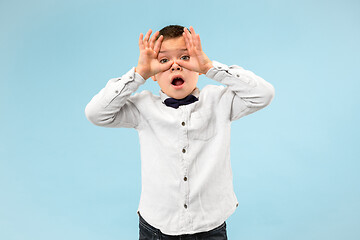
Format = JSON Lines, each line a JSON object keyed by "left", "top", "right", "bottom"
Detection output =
{"left": 85, "top": 60, "right": 275, "bottom": 235}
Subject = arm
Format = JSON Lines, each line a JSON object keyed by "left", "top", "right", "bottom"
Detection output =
{"left": 85, "top": 29, "right": 173, "bottom": 128}
{"left": 205, "top": 61, "right": 275, "bottom": 121}
{"left": 177, "top": 26, "right": 275, "bottom": 121}
{"left": 84, "top": 68, "right": 146, "bottom": 128}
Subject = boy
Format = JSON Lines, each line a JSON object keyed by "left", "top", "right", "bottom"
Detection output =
{"left": 85, "top": 25, "right": 275, "bottom": 239}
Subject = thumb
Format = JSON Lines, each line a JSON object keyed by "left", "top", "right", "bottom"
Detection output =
{"left": 176, "top": 60, "right": 192, "bottom": 71}
{"left": 159, "top": 60, "right": 174, "bottom": 72}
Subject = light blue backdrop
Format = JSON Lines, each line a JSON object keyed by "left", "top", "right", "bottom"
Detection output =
{"left": 1, "top": 0, "right": 359, "bottom": 239}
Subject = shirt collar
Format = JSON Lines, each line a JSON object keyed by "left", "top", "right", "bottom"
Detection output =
{"left": 159, "top": 87, "right": 200, "bottom": 103}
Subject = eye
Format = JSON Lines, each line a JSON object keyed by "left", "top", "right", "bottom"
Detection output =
{"left": 159, "top": 58, "right": 169, "bottom": 64}
{"left": 180, "top": 55, "right": 190, "bottom": 61}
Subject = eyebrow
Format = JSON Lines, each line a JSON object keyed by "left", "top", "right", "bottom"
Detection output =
{"left": 159, "top": 48, "right": 188, "bottom": 53}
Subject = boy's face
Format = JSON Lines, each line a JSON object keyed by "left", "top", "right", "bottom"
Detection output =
{"left": 151, "top": 36, "right": 199, "bottom": 100}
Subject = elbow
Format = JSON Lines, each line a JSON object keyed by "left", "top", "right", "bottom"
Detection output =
{"left": 85, "top": 103, "right": 118, "bottom": 127}
{"left": 263, "top": 83, "right": 275, "bottom": 107}
{"left": 252, "top": 83, "right": 275, "bottom": 109}
{"left": 85, "top": 104, "right": 99, "bottom": 126}
{"left": 84, "top": 103, "right": 108, "bottom": 127}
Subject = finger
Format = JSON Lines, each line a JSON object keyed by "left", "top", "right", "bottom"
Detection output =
{"left": 144, "top": 29, "right": 152, "bottom": 41}
{"left": 183, "top": 27, "right": 189, "bottom": 40}
{"left": 184, "top": 27, "right": 193, "bottom": 48}
{"left": 153, "top": 35, "right": 163, "bottom": 54}
{"left": 176, "top": 59, "right": 192, "bottom": 71}
{"left": 159, "top": 60, "right": 174, "bottom": 72}
{"left": 184, "top": 27, "right": 191, "bottom": 42}
{"left": 189, "top": 26, "right": 196, "bottom": 36}
{"left": 195, "top": 34, "right": 202, "bottom": 51}
{"left": 149, "top": 31, "right": 159, "bottom": 49}
{"left": 138, "top": 33, "right": 144, "bottom": 50}
{"left": 182, "top": 32, "right": 191, "bottom": 52}
{"left": 143, "top": 29, "right": 152, "bottom": 47}
{"left": 189, "top": 26, "right": 196, "bottom": 42}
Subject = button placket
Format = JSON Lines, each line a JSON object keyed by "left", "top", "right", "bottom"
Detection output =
{"left": 179, "top": 106, "right": 190, "bottom": 214}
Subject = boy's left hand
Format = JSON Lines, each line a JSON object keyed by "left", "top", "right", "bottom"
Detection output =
{"left": 176, "top": 26, "right": 213, "bottom": 75}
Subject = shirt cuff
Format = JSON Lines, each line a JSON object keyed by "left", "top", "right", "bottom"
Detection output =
{"left": 112, "top": 67, "right": 146, "bottom": 92}
{"left": 123, "top": 67, "right": 146, "bottom": 89}
{"left": 205, "top": 60, "right": 230, "bottom": 78}
{"left": 205, "top": 60, "right": 257, "bottom": 87}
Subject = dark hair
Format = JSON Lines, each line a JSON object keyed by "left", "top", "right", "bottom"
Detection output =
{"left": 158, "top": 25, "right": 188, "bottom": 40}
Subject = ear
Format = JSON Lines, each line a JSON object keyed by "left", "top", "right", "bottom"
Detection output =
{"left": 151, "top": 76, "right": 156, "bottom": 81}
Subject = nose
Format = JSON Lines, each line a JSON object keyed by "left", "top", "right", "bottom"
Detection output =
{"left": 171, "top": 62, "right": 182, "bottom": 72}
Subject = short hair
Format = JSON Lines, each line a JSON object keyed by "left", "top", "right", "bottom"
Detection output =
{"left": 158, "top": 25, "right": 189, "bottom": 40}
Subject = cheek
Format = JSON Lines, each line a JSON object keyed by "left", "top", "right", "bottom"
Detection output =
{"left": 156, "top": 74, "right": 169, "bottom": 86}
{"left": 154, "top": 72, "right": 163, "bottom": 81}
{"left": 188, "top": 73, "right": 199, "bottom": 84}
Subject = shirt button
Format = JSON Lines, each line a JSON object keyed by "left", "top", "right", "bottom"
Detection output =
{"left": 181, "top": 122, "right": 185, "bottom": 126}
{"left": 115, "top": 90, "right": 119, "bottom": 94}
{"left": 129, "top": 76, "right": 133, "bottom": 79}
{"left": 236, "top": 203, "right": 239, "bottom": 207}
{"left": 236, "top": 74, "right": 240, "bottom": 78}
{"left": 184, "top": 204, "right": 188, "bottom": 209}
{"left": 183, "top": 176, "right": 187, "bottom": 181}
{"left": 182, "top": 149, "right": 186, "bottom": 153}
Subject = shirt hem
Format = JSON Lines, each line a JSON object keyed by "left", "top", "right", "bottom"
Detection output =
{"left": 137, "top": 204, "right": 237, "bottom": 236}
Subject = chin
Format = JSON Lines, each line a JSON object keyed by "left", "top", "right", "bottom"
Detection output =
{"left": 168, "top": 93, "right": 184, "bottom": 99}
{"left": 172, "top": 87, "right": 196, "bottom": 99}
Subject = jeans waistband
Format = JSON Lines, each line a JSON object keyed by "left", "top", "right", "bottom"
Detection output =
{"left": 138, "top": 211, "right": 227, "bottom": 239}
{"left": 138, "top": 211, "right": 162, "bottom": 235}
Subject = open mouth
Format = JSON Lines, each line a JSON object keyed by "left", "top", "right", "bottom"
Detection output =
{"left": 171, "top": 77, "right": 184, "bottom": 86}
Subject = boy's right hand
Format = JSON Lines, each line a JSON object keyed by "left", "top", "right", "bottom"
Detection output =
{"left": 135, "top": 29, "right": 173, "bottom": 80}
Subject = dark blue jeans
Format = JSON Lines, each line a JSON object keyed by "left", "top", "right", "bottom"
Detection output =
{"left": 138, "top": 213, "right": 228, "bottom": 240}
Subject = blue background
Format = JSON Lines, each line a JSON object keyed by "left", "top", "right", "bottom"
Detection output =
{"left": 1, "top": 0, "right": 359, "bottom": 239}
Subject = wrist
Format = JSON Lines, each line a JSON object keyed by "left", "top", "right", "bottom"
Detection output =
{"left": 202, "top": 61, "right": 213, "bottom": 74}
{"left": 135, "top": 66, "right": 150, "bottom": 80}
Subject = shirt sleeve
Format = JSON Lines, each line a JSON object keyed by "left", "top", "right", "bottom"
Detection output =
{"left": 205, "top": 60, "right": 275, "bottom": 121}
{"left": 84, "top": 67, "right": 146, "bottom": 128}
